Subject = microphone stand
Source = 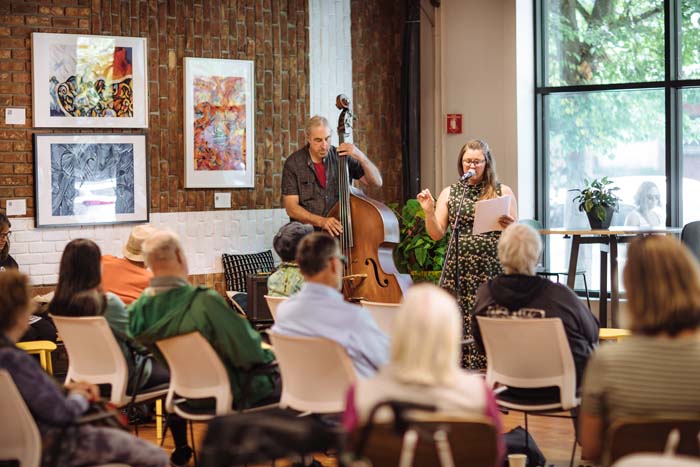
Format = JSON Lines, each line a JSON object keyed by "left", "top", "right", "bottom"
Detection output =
{"left": 439, "top": 174, "right": 473, "bottom": 289}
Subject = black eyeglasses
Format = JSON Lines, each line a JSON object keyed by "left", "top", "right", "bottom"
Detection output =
{"left": 333, "top": 254, "right": 348, "bottom": 265}
{"left": 0, "top": 231, "right": 11, "bottom": 240}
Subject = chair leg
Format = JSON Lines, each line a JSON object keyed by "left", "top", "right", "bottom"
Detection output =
{"left": 580, "top": 272, "right": 591, "bottom": 310}
{"left": 569, "top": 436, "right": 577, "bottom": 467}
{"left": 524, "top": 412, "right": 529, "bottom": 453}
{"left": 189, "top": 420, "right": 198, "bottom": 467}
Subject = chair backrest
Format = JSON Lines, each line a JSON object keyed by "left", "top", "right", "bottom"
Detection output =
{"left": 156, "top": 332, "right": 232, "bottom": 416}
{"left": 681, "top": 221, "right": 700, "bottom": 262}
{"left": 360, "top": 301, "right": 400, "bottom": 337}
{"left": 606, "top": 418, "right": 700, "bottom": 466}
{"left": 519, "top": 218, "right": 543, "bottom": 230}
{"left": 356, "top": 413, "right": 499, "bottom": 467}
{"left": 268, "top": 332, "right": 357, "bottom": 413}
{"left": 476, "top": 316, "right": 578, "bottom": 409}
{"left": 51, "top": 315, "right": 130, "bottom": 406}
{"left": 0, "top": 370, "right": 41, "bottom": 467}
{"left": 264, "top": 295, "right": 288, "bottom": 321}
{"left": 612, "top": 454, "right": 700, "bottom": 467}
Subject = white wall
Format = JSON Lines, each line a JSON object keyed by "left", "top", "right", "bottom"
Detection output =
{"left": 419, "top": 0, "right": 534, "bottom": 216}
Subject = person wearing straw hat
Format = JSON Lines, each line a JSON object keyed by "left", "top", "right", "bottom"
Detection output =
{"left": 101, "top": 224, "right": 156, "bottom": 305}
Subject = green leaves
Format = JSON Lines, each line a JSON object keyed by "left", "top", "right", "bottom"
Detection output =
{"left": 571, "top": 176, "right": 621, "bottom": 221}
{"left": 391, "top": 199, "right": 448, "bottom": 273}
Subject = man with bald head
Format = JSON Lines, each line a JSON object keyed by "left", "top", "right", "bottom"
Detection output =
{"left": 128, "top": 229, "right": 279, "bottom": 413}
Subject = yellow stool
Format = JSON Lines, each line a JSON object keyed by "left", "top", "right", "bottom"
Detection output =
{"left": 17, "top": 340, "right": 57, "bottom": 374}
{"left": 599, "top": 328, "right": 631, "bottom": 342}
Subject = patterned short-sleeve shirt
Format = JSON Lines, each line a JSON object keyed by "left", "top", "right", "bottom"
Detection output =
{"left": 281, "top": 145, "right": 364, "bottom": 218}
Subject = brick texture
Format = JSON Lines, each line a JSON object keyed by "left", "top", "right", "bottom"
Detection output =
{"left": 0, "top": 0, "right": 310, "bottom": 215}
{"left": 351, "top": 0, "right": 405, "bottom": 205}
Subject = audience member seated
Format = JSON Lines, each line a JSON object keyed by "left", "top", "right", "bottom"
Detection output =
{"left": 267, "top": 221, "right": 313, "bottom": 297}
{"left": 0, "top": 213, "right": 17, "bottom": 271}
{"left": 102, "top": 224, "right": 155, "bottom": 305}
{"left": 579, "top": 235, "right": 700, "bottom": 463}
{"left": 0, "top": 270, "right": 168, "bottom": 467}
{"left": 129, "top": 228, "right": 280, "bottom": 411}
{"left": 49, "top": 239, "right": 167, "bottom": 391}
{"left": 472, "top": 223, "right": 599, "bottom": 391}
{"left": 344, "top": 284, "right": 504, "bottom": 463}
{"left": 271, "top": 232, "right": 389, "bottom": 378}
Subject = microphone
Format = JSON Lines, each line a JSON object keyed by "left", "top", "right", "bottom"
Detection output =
{"left": 460, "top": 169, "right": 476, "bottom": 182}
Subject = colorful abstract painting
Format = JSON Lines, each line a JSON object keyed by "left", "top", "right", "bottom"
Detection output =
{"left": 193, "top": 76, "right": 247, "bottom": 171}
{"left": 49, "top": 44, "right": 134, "bottom": 118}
{"left": 184, "top": 58, "right": 255, "bottom": 188}
{"left": 32, "top": 33, "right": 148, "bottom": 128}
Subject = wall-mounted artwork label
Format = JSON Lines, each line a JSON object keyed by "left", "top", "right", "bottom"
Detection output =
{"left": 32, "top": 33, "right": 148, "bottom": 128}
{"left": 184, "top": 57, "right": 255, "bottom": 188}
{"left": 34, "top": 134, "right": 148, "bottom": 227}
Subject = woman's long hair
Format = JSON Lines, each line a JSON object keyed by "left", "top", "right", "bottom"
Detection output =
{"left": 0, "top": 213, "right": 11, "bottom": 261}
{"left": 623, "top": 235, "right": 700, "bottom": 336}
{"left": 49, "top": 239, "right": 106, "bottom": 317}
{"left": 390, "top": 283, "right": 462, "bottom": 386}
{"left": 457, "top": 139, "right": 499, "bottom": 200}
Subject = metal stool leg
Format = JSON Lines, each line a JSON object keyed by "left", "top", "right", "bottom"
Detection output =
{"left": 579, "top": 272, "right": 591, "bottom": 310}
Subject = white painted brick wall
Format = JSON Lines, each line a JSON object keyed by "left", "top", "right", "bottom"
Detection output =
{"left": 9, "top": 209, "right": 289, "bottom": 285}
{"left": 309, "top": 0, "right": 353, "bottom": 145}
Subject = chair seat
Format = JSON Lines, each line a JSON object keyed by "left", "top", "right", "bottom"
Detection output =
{"left": 497, "top": 387, "right": 580, "bottom": 412}
{"left": 173, "top": 398, "right": 218, "bottom": 421}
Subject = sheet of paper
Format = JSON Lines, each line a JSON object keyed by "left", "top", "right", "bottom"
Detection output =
{"left": 472, "top": 195, "right": 511, "bottom": 235}
{"left": 28, "top": 315, "right": 42, "bottom": 325}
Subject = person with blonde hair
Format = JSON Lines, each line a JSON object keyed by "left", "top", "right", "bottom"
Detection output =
{"left": 580, "top": 235, "right": 700, "bottom": 464}
{"left": 417, "top": 139, "right": 518, "bottom": 369}
{"left": 344, "top": 284, "right": 502, "bottom": 450}
{"left": 0, "top": 270, "right": 168, "bottom": 467}
{"left": 472, "top": 223, "right": 599, "bottom": 391}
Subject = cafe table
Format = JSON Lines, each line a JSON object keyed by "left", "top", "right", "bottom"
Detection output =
{"left": 539, "top": 227, "right": 681, "bottom": 328}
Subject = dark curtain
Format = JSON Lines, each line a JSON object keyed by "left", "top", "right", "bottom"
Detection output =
{"left": 401, "top": 0, "right": 421, "bottom": 203}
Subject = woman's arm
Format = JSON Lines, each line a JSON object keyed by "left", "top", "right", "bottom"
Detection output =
{"left": 417, "top": 187, "right": 451, "bottom": 240}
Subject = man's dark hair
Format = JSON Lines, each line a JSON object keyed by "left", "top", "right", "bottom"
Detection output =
{"left": 296, "top": 232, "right": 338, "bottom": 276}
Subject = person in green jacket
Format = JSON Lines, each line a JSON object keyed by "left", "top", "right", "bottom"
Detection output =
{"left": 128, "top": 229, "right": 280, "bottom": 464}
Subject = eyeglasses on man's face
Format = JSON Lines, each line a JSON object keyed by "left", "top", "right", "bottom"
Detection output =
{"left": 333, "top": 253, "right": 348, "bottom": 266}
{"left": 0, "top": 231, "right": 11, "bottom": 240}
{"left": 463, "top": 159, "right": 486, "bottom": 166}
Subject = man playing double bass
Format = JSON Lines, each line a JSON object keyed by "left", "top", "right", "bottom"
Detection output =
{"left": 281, "top": 115, "right": 383, "bottom": 236}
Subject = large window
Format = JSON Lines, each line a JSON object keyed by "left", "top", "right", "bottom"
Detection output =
{"left": 536, "top": 0, "right": 700, "bottom": 291}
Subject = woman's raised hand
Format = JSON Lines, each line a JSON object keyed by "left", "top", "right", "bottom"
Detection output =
{"left": 417, "top": 189, "right": 435, "bottom": 214}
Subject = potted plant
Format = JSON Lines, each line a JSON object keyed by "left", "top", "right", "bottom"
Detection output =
{"left": 391, "top": 199, "right": 447, "bottom": 284}
{"left": 571, "top": 177, "right": 621, "bottom": 229}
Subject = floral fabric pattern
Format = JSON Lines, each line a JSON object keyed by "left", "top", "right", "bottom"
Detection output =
{"left": 442, "top": 181, "right": 503, "bottom": 369}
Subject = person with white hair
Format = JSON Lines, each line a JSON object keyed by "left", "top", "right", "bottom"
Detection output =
{"left": 344, "top": 284, "right": 503, "bottom": 456}
{"left": 471, "top": 223, "right": 599, "bottom": 390}
{"left": 129, "top": 229, "right": 280, "bottom": 466}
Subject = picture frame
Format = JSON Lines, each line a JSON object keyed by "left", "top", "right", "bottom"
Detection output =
{"left": 32, "top": 32, "right": 148, "bottom": 128}
{"left": 34, "top": 134, "right": 149, "bottom": 228}
{"left": 184, "top": 57, "right": 255, "bottom": 188}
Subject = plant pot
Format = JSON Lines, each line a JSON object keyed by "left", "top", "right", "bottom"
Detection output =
{"left": 586, "top": 206, "right": 615, "bottom": 230}
{"left": 409, "top": 270, "right": 442, "bottom": 285}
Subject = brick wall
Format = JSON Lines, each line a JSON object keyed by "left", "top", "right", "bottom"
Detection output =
{"left": 351, "top": 0, "right": 405, "bottom": 205}
{"left": 0, "top": 0, "right": 309, "bottom": 215}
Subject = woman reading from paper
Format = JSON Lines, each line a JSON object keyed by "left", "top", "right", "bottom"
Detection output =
{"left": 417, "top": 139, "right": 517, "bottom": 369}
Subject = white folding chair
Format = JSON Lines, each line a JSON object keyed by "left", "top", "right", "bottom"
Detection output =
{"left": 0, "top": 370, "right": 128, "bottom": 467}
{"left": 0, "top": 370, "right": 41, "bottom": 467}
{"left": 477, "top": 316, "right": 580, "bottom": 466}
{"left": 264, "top": 295, "right": 288, "bottom": 321}
{"left": 268, "top": 332, "right": 357, "bottom": 414}
{"left": 360, "top": 300, "right": 400, "bottom": 337}
{"left": 51, "top": 315, "right": 168, "bottom": 437}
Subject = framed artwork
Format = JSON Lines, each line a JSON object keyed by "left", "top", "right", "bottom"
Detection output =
{"left": 32, "top": 33, "right": 148, "bottom": 128}
{"left": 184, "top": 57, "right": 255, "bottom": 188}
{"left": 34, "top": 134, "right": 149, "bottom": 228}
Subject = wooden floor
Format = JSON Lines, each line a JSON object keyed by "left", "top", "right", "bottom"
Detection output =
{"left": 136, "top": 409, "right": 587, "bottom": 467}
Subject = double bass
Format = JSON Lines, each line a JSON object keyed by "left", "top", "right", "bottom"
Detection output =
{"left": 328, "top": 94, "right": 412, "bottom": 303}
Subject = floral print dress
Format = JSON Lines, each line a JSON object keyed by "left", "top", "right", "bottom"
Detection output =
{"left": 442, "top": 180, "right": 503, "bottom": 369}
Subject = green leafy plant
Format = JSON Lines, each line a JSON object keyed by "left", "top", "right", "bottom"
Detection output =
{"left": 571, "top": 176, "right": 621, "bottom": 222}
{"left": 390, "top": 199, "right": 447, "bottom": 275}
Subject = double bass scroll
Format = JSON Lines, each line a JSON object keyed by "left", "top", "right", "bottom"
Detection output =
{"left": 328, "top": 94, "right": 412, "bottom": 303}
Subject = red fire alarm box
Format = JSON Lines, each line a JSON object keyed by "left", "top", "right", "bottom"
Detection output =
{"left": 446, "top": 114, "right": 462, "bottom": 134}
